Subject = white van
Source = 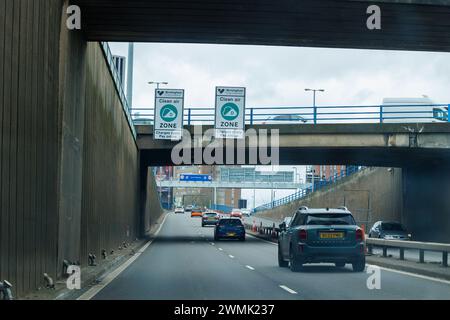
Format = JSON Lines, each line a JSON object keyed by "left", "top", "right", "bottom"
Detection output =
{"left": 381, "top": 97, "right": 448, "bottom": 123}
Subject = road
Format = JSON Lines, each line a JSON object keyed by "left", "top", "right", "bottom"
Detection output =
{"left": 90, "top": 213, "right": 450, "bottom": 300}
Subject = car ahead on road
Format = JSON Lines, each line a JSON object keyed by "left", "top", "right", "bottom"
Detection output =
{"left": 262, "top": 114, "right": 308, "bottom": 125}
{"left": 278, "top": 206, "right": 366, "bottom": 272}
{"left": 202, "top": 211, "right": 220, "bottom": 227}
{"left": 230, "top": 209, "right": 243, "bottom": 219}
{"left": 214, "top": 218, "right": 246, "bottom": 241}
{"left": 241, "top": 209, "right": 252, "bottom": 217}
{"left": 191, "top": 207, "right": 203, "bottom": 218}
{"left": 369, "top": 221, "right": 412, "bottom": 240}
{"left": 184, "top": 206, "right": 193, "bottom": 214}
{"left": 174, "top": 206, "right": 184, "bottom": 214}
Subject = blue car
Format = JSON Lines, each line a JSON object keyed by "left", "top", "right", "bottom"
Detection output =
{"left": 278, "top": 206, "right": 366, "bottom": 272}
{"left": 214, "top": 218, "right": 246, "bottom": 241}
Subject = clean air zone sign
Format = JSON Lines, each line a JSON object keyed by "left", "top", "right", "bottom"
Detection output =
{"left": 154, "top": 89, "right": 184, "bottom": 140}
{"left": 215, "top": 87, "right": 246, "bottom": 139}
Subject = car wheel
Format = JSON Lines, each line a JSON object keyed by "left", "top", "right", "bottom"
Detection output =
{"left": 240, "top": 236, "right": 245, "bottom": 241}
{"left": 289, "top": 247, "right": 303, "bottom": 272}
{"left": 214, "top": 235, "right": 219, "bottom": 241}
{"left": 278, "top": 245, "right": 289, "bottom": 268}
{"left": 335, "top": 262, "right": 345, "bottom": 268}
{"left": 201, "top": 223, "right": 204, "bottom": 227}
{"left": 352, "top": 257, "right": 366, "bottom": 272}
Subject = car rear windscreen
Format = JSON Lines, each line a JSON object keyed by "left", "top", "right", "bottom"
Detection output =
{"left": 382, "top": 223, "right": 404, "bottom": 231}
{"left": 219, "top": 219, "right": 242, "bottom": 226}
{"left": 204, "top": 212, "right": 217, "bottom": 216}
{"left": 305, "top": 214, "right": 356, "bottom": 226}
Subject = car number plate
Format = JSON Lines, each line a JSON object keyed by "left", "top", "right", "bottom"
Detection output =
{"left": 320, "top": 232, "right": 344, "bottom": 239}
{"left": 227, "top": 232, "right": 236, "bottom": 237}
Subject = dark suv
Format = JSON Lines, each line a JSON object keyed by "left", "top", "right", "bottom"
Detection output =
{"left": 278, "top": 206, "right": 366, "bottom": 272}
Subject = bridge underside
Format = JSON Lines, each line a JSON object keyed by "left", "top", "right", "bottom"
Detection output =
{"left": 137, "top": 124, "right": 450, "bottom": 167}
{"left": 75, "top": 0, "right": 450, "bottom": 52}
{"left": 141, "top": 147, "right": 450, "bottom": 167}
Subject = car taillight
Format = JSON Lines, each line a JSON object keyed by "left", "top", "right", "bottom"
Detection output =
{"left": 356, "top": 229, "right": 364, "bottom": 241}
{"left": 299, "top": 229, "right": 307, "bottom": 241}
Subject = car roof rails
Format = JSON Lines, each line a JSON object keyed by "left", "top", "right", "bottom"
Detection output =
{"left": 298, "top": 206, "right": 309, "bottom": 211}
{"left": 337, "top": 206, "right": 348, "bottom": 211}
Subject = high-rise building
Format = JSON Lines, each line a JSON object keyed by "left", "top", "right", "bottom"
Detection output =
{"left": 112, "top": 55, "right": 126, "bottom": 88}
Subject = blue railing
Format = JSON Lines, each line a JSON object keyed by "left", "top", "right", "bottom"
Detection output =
{"left": 131, "top": 104, "right": 449, "bottom": 126}
{"left": 253, "top": 166, "right": 364, "bottom": 213}
{"left": 100, "top": 42, "right": 136, "bottom": 139}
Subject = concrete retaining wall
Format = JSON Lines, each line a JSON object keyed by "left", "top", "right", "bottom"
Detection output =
{"left": 258, "top": 167, "right": 403, "bottom": 230}
{"left": 0, "top": 0, "right": 162, "bottom": 297}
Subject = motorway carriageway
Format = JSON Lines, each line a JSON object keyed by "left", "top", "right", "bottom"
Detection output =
{"left": 81, "top": 213, "right": 450, "bottom": 300}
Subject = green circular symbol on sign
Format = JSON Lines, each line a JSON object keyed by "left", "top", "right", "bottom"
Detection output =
{"left": 221, "top": 103, "right": 239, "bottom": 121}
{"left": 160, "top": 104, "right": 178, "bottom": 122}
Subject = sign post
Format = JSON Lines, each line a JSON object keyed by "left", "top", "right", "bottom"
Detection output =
{"left": 215, "top": 86, "right": 246, "bottom": 139}
{"left": 154, "top": 89, "right": 184, "bottom": 140}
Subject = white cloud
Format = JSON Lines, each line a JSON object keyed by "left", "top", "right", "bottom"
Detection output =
{"left": 109, "top": 42, "right": 450, "bottom": 110}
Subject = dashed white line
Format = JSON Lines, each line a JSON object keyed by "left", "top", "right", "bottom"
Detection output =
{"left": 218, "top": 248, "right": 223, "bottom": 251}
{"left": 279, "top": 285, "right": 298, "bottom": 294}
{"left": 210, "top": 242, "right": 215, "bottom": 246}
{"left": 228, "top": 255, "right": 235, "bottom": 259}
{"left": 246, "top": 265, "right": 255, "bottom": 270}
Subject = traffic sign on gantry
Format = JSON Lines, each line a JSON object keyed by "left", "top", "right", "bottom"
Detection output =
{"left": 215, "top": 86, "right": 246, "bottom": 139}
{"left": 154, "top": 89, "right": 184, "bottom": 140}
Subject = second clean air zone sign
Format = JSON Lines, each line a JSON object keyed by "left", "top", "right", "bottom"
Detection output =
{"left": 215, "top": 87, "right": 246, "bottom": 139}
{"left": 154, "top": 89, "right": 184, "bottom": 140}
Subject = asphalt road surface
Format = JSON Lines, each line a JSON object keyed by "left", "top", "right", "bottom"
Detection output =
{"left": 92, "top": 213, "right": 450, "bottom": 300}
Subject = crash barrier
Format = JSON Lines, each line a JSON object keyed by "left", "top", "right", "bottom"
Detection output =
{"left": 244, "top": 223, "right": 279, "bottom": 241}
{"left": 244, "top": 222, "right": 450, "bottom": 268}
{"left": 366, "top": 238, "right": 449, "bottom": 267}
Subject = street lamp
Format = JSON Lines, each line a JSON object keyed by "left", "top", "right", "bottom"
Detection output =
{"left": 305, "top": 88, "right": 325, "bottom": 124}
{"left": 148, "top": 81, "right": 169, "bottom": 89}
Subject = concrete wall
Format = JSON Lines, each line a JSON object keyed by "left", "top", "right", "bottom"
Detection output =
{"left": 142, "top": 168, "right": 164, "bottom": 235}
{"left": 259, "top": 167, "right": 404, "bottom": 230}
{"left": 0, "top": 0, "right": 161, "bottom": 297}
{"left": 0, "top": 0, "right": 62, "bottom": 297}
{"left": 402, "top": 165, "right": 450, "bottom": 243}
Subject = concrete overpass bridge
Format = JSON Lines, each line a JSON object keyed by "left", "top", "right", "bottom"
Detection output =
{"left": 157, "top": 180, "right": 311, "bottom": 190}
{"left": 137, "top": 123, "right": 450, "bottom": 167}
{"left": 74, "top": 0, "right": 450, "bottom": 52}
{"left": 2, "top": 0, "right": 450, "bottom": 298}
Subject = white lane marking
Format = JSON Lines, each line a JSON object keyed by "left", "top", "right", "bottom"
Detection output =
{"left": 279, "top": 285, "right": 298, "bottom": 294}
{"left": 367, "top": 264, "right": 450, "bottom": 285}
{"left": 210, "top": 242, "right": 215, "bottom": 246}
{"left": 228, "top": 255, "right": 235, "bottom": 259}
{"left": 218, "top": 248, "right": 223, "bottom": 251}
{"left": 246, "top": 265, "right": 255, "bottom": 270}
{"left": 247, "top": 234, "right": 277, "bottom": 246}
{"left": 77, "top": 213, "right": 169, "bottom": 300}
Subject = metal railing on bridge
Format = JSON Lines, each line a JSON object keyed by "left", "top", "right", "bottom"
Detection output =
{"left": 131, "top": 104, "right": 449, "bottom": 126}
{"left": 253, "top": 166, "right": 364, "bottom": 213}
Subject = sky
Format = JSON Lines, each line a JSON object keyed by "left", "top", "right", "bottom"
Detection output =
{"left": 109, "top": 42, "right": 450, "bottom": 207}
{"left": 109, "top": 42, "right": 450, "bottom": 109}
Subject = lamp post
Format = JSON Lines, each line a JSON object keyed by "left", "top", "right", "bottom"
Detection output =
{"left": 148, "top": 81, "right": 169, "bottom": 89}
{"left": 305, "top": 88, "right": 325, "bottom": 124}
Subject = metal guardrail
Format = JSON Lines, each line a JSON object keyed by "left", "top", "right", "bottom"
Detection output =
{"left": 242, "top": 223, "right": 449, "bottom": 268}
{"left": 366, "top": 238, "right": 450, "bottom": 267}
{"left": 131, "top": 104, "right": 449, "bottom": 126}
{"left": 253, "top": 165, "right": 364, "bottom": 212}
{"left": 100, "top": 42, "right": 137, "bottom": 139}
